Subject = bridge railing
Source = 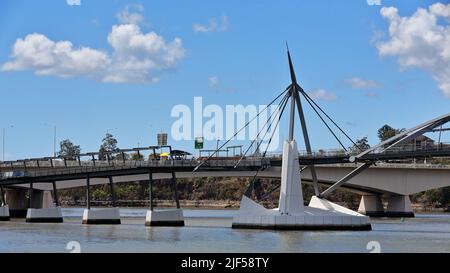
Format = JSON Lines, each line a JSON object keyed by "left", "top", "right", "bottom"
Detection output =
{"left": 0, "top": 158, "right": 270, "bottom": 179}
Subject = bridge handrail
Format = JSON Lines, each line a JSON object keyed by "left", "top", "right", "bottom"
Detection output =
{"left": 0, "top": 158, "right": 269, "bottom": 179}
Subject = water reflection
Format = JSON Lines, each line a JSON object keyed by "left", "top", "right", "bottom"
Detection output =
{"left": 278, "top": 231, "right": 307, "bottom": 250}
{"left": 1, "top": 210, "right": 450, "bottom": 252}
{"left": 146, "top": 226, "right": 181, "bottom": 242}
{"left": 82, "top": 224, "right": 119, "bottom": 243}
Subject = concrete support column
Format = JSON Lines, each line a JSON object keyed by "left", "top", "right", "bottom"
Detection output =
{"left": 148, "top": 171, "right": 154, "bottom": 211}
{"left": 86, "top": 174, "right": 91, "bottom": 210}
{"left": 0, "top": 186, "right": 8, "bottom": 221}
{"left": 26, "top": 188, "right": 63, "bottom": 223}
{"left": 108, "top": 177, "right": 116, "bottom": 207}
{"left": 0, "top": 205, "right": 9, "bottom": 221}
{"left": 145, "top": 172, "right": 184, "bottom": 226}
{"left": 26, "top": 207, "right": 63, "bottom": 223}
{"left": 30, "top": 190, "right": 44, "bottom": 209}
{"left": 5, "top": 188, "right": 28, "bottom": 218}
{"left": 82, "top": 208, "right": 121, "bottom": 224}
{"left": 82, "top": 175, "right": 121, "bottom": 225}
{"left": 171, "top": 172, "right": 180, "bottom": 209}
{"left": 42, "top": 191, "right": 55, "bottom": 209}
{"left": 386, "top": 195, "right": 415, "bottom": 218}
{"left": 358, "top": 195, "right": 385, "bottom": 217}
{"left": 0, "top": 186, "right": 5, "bottom": 206}
{"left": 52, "top": 181, "right": 59, "bottom": 207}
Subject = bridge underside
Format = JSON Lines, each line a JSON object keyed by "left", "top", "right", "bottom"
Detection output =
{"left": 2, "top": 165, "right": 438, "bottom": 197}
{"left": 3, "top": 164, "right": 450, "bottom": 196}
{"left": 1, "top": 164, "right": 449, "bottom": 220}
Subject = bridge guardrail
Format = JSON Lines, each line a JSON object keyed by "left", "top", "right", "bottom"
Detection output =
{"left": 0, "top": 158, "right": 269, "bottom": 180}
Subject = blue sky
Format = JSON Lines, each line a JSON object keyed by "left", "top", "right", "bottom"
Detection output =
{"left": 0, "top": 0, "right": 449, "bottom": 160}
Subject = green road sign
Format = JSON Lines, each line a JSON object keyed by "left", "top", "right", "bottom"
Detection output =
{"left": 195, "top": 137, "right": 204, "bottom": 149}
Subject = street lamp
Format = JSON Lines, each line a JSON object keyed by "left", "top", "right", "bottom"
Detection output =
{"left": 216, "top": 139, "right": 220, "bottom": 158}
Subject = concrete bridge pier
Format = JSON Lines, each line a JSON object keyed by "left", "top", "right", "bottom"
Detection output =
{"left": 232, "top": 140, "right": 371, "bottom": 230}
{"left": 357, "top": 195, "right": 415, "bottom": 218}
{"left": 5, "top": 188, "right": 28, "bottom": 218}
{"left": 358, "top": 195, "right": 385, "bottom": 217}
{"left": 0, "top": 186, "right": 10, "bottom": 221}
{"left": 385, "top": 195, "right": 415, "bottom": 218}
{"left": 82, "top": 175, "right": 121, "bottom": 225}
{"left": 26, "top": 182, "right": 63, "bottom": 223}
{"left": 146, "top": 171, "right": 185, "bottom": 226}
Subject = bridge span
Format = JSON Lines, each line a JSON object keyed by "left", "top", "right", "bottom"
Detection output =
{"left": 1, "top": 158, "right": 450, "bottom": 219}
{"left": 2, "top": 160, "right": 450, "bottom": 197}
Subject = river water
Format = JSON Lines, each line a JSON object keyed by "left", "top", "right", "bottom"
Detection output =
{"left": 0, "top": 208, "right": 449, "bottom": 253}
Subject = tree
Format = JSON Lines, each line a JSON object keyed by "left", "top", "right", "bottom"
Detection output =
{"left": 131, "top": 152, "right": 143, "bottom": 160}
{"left": 377, "top": 124, "right": 405, "bottom": 142}
{"left": 98, "top": 133, "right": 119, "bottom": 160}
{"left": 350, "top": 137, "right": 370, "bottom": 152}
{"left": 116, "top": 152, "right": 130, "bottom": 161}
{"left": 58, "top": 139, "right": 81, "bottom": 160}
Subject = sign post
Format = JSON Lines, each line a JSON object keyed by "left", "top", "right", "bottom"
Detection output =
{"left": 195, "top": 137, "right": 203, "bottom": 158}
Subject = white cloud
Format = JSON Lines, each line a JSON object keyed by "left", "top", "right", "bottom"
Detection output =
{"left": 377, "top": 3, "right": 450, "bottom": 97}
{"left": 1, "top": 6, "right": 185, "bottom": 84}
{"left": 370, "top": 30, "right": 385, "bottom": 44}
{"left": 308, "top": 89, "right": 337, "bottom": 101}
{"left": 116, "top": 4, "right": 144, "bottom": 25}
{"left": 66, "top": 0, "right": 81, "bottom": 6}
{"left": 346, "top": 77, "right": 382, "bottom": 89}
{"left": 1, "top": 33, "right": 110, "bottom": 78}
{"left": 208, "top": 76, "right": 219, "bottom": 88}
{"left": 193, "top": 16, "right": 229, "bottom": 33}
{"left": 367, "top": 0, "right": 381, "bottom": 6}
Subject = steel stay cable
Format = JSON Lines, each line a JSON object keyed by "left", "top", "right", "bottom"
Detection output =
{"left": 193, "top": 87, "right": 290, "bottom": 172}
{"left": 234, "top": 92, "right": 290, "bottom": 168}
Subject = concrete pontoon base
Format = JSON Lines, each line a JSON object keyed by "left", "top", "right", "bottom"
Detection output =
{"left": 232, "top": 196, "right": 371, "bottom": 231}
{"left": 26, "top": 207, "right": 63, "bottom": 223}
{"left": 0, "top": 205, "right": 10, "bottom": 221}
{"left": 82, "top": 208, "right": 121, "bottom": 225}
{"left": 145, "top": 209, "right": 184, "bottom": 226}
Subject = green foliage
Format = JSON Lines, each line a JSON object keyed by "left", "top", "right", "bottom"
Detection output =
{"left": 115, "top": 183, "right": 140, "bottom": 200}
{"left": 377, "top": 124, "right": 405, "bottom": 142}
{"left": 417, "top": 187, "right": 450, "bottom": 206}
{"left": 92, "top": 188, "right": 110, "bottom": 200}
{"left": 350, "top": 137, "right": 370, "bottom": 153}
{"left": 131, "top": 152, "right": 143, "bottom": 160}
{"left": 116, "top": 152, "right": 130, "bottom": 161}
{"left": 99, "top": 133, "right": 119, "bottom": 160}
{"left": 58, "top": 139, "right": 81, "bottom": 160}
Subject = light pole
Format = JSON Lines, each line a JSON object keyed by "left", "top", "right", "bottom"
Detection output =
{"left": 216, "top": 139, "right": 220, "bottom": 158}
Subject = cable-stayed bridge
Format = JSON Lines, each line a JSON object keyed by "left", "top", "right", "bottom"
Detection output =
{"left": 1, "top": 47, "right": 450, "bottom": 229}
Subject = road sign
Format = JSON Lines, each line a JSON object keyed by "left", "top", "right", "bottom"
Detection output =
{"left": 195, "top": 137, "right": 204, "bottom": 149}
